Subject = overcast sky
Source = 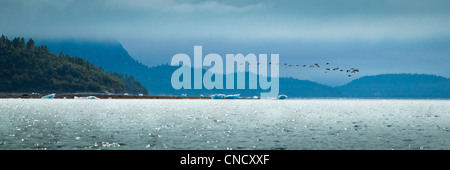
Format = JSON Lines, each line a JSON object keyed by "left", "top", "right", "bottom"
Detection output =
{"left": 1, "top": 0, "right": 449, "bottom": 86}
{"left": 2, "top": 0, "right": 450, "bottom": 40}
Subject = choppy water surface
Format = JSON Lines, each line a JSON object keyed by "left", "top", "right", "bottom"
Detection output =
{"left": 0, "top": 99, "right": 449, "bottom": 150}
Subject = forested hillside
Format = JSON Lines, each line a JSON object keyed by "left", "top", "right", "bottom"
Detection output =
{"left": 0, "top": 35, "right": 147, "bottom": 94}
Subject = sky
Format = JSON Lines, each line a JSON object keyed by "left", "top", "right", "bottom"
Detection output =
{"left": 1, "top": 0, "right": 449, "bottom": 86}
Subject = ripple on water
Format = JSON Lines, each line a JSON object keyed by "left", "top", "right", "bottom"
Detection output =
{"left": 0, "top": 99, "right": 449, "bottom": 150}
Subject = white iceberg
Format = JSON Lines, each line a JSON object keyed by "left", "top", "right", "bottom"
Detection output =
{"left": 225, "top": 94, "right": 240, "bottom": 99}
{"left": 74, "top": 96, "right": 99, "bottom": 99}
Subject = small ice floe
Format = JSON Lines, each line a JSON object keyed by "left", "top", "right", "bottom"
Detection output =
{"left": 124, "top": 93, "right": 130, "bottom": 96}
{"left": 41, "top": 93, "right": 55, "bottom": 99}
{"left": 138, "top": 93, "right": 144, "bottom": 96}
{"left": 225, "top": 94, "right": 240, "bottom": 99}
{"left": 211, "top": 94, "right": 239, "bottom": 99}
{"left": 200, "top": 94, "right": 204, "bottom": 97}
{"left": 277, "top": 95, "right": 288, "bottom": 99}
{"left": 253, "top": 96, "right": 259, "bottom": 99}
{"left": 181, "top": 93, "right": 187, "bottom": 98}
{"left": 74, "top": 96, "right": 99, "bottom": 99}
{"left": 211, "top": 94, "right": 225, "bottom": 99}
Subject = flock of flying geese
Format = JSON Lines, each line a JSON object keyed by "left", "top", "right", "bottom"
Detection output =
{"left": 241, "top": 62, "right": 360, "bottom": 77}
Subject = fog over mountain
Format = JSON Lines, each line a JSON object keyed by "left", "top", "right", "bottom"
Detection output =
{"left": 42, "top": 39, "right": 450, "bottom": 98}
{"left": 1, "top": 0, "right": 449, "bottom": 86}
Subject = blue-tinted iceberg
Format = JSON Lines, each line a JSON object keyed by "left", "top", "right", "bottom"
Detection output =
{"left": 277, "top": 95, "right": 288, "bottom": 99}
{"left": 225, "top": 94, "right": 240, "bottom": 99}
{"left": 41, "top": 93, "right": 55, "bottom": 99}
{"left": 74, "top": 96, "right": 99, "bottom": 99}
{"left": 211, "top": 94, "right": 225, "bottom": 99}
{"left": 211, "top": 94, "right": 239, "bottom": 99}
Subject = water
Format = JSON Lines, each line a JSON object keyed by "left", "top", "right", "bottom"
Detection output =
{"left": 0, "top": 99, "right": 449, "bottom": 150}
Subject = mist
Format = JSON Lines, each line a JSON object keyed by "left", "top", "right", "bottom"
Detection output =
{"left": 1, "top": 0, "right": 450, "bottom": 86}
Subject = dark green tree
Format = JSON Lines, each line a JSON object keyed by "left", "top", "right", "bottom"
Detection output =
{"left": 0, "top": 35, "right": 147, "bottom": 94}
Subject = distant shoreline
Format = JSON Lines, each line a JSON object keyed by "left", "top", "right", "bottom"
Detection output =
{"left": 1, "top": 93, "right": 449, "bottom": 100}
{"left": 0, "top": 93, "right": 210, "bottom": 99}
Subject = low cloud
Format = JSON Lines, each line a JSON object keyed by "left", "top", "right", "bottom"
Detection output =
{"left": 107, "top": 0, "right": 266, "bottom": 13}
{"left": 1, "top": 0, "right": 449, "bottom": 41}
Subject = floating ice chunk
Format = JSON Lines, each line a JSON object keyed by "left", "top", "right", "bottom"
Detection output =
{"left": 41, "top": 93, "right": 55, "bottom": 99}
{"left": 74, "top": 96, "right": 99, "bottom": 99}
{"left": 225, "top": 94, "right": 240, "bottom": 99}
{"left": 211, "top": 94, "right": 225, "bottom": 99}
{"left": 277, "top": 95, "right": 288, "bottom": 99}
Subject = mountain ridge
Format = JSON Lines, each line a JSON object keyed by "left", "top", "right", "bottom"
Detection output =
{"left": 336, "top": 73, "right": 450, "bottom": 98}
{"left": 41, "top": 39, "right": 450, "bottom": 98}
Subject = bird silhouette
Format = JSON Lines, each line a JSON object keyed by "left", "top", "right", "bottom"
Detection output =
{"left": 279, "top": 60, "right": 359, "bottom": 78}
